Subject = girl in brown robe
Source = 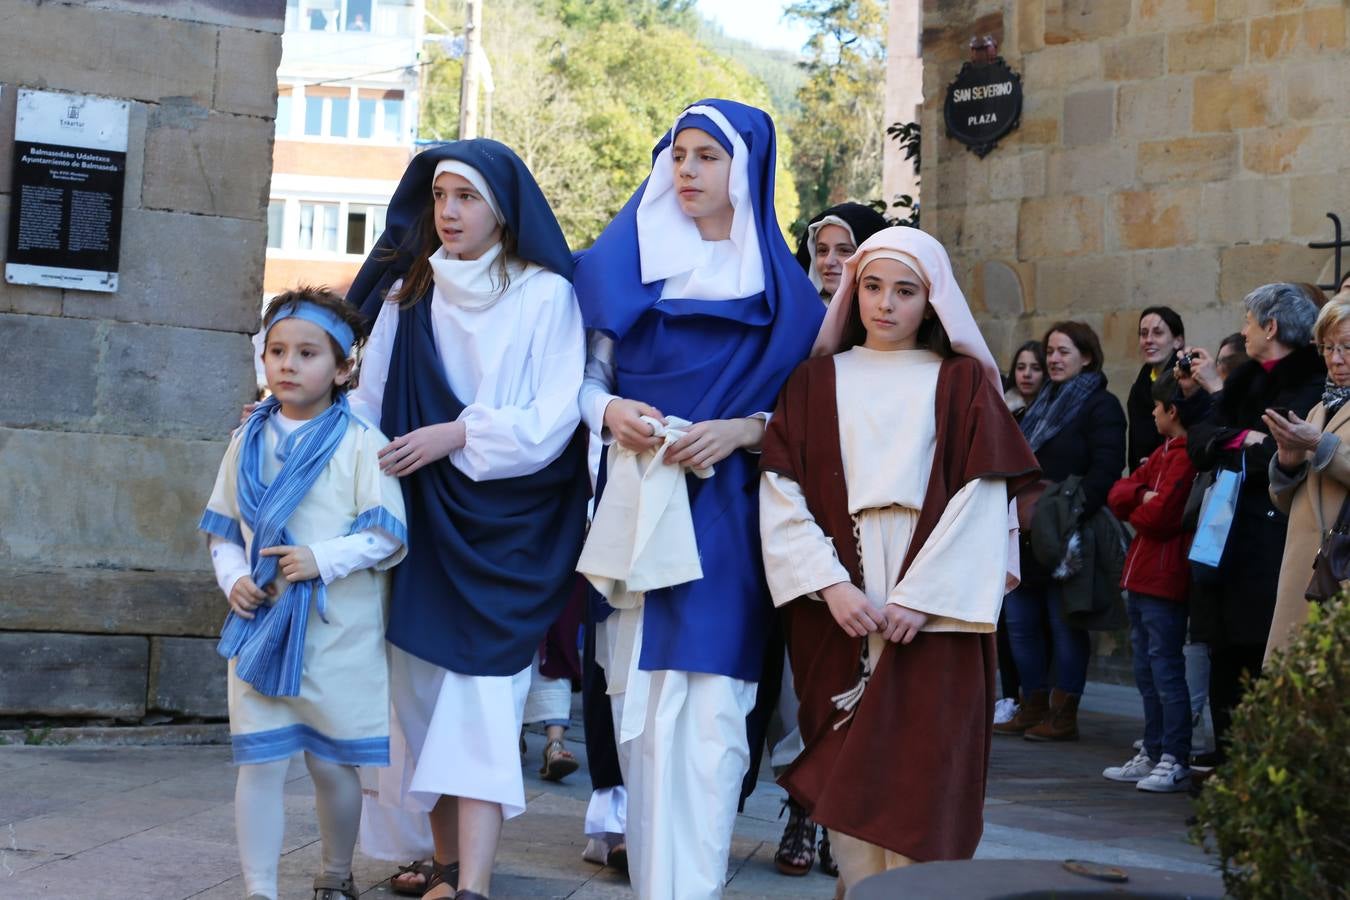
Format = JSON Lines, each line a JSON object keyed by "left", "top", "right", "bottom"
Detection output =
{"left": 759, "top": 227, "right": 1039, "bottom": 890}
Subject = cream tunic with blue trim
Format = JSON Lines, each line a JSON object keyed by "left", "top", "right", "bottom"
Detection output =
{"left": 202, "top": 417, "right": 407, "bottom": 766}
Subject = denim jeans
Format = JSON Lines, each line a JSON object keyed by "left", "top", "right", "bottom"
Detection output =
{"left": 1127, "top": 591, "right": 1191, "bottom": 764}
{"left": 1003, "top": 581, "right": 1091, "bottom": 695}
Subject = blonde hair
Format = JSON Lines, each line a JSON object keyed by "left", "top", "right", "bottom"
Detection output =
{"left": 1313, "top": 295, "right": 1350, "bottom": 345}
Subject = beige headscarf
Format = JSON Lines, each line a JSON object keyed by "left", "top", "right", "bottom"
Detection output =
{"left": 812, "top": 226, "right": 1001, "bottom": 392}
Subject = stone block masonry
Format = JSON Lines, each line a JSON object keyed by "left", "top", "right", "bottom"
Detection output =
{"left": 922, "top": 0, "right": 1350, "bottom": 397}
{"left": 920, "top": 0, "right": 1350, "bottom": 684}
{"left": 0, "top": 0, "right": 284, "bottom": 720}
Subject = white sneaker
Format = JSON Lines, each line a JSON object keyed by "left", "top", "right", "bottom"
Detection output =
{"left": 1103, "top": 750, "right": 1156, "bottom": 783}
{"left": 1137, "top": 754, "right": 1191, "bottom": 793}
{"left": 993, "top": 697, "right": 1019, "bottom": 724}
{"left": 1132, "top": 737, "right": 1144, "bottom": 750}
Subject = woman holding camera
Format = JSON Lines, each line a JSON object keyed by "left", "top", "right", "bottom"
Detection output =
{"left": 1175, "top": 283, "right": 1323, "bottom": 764}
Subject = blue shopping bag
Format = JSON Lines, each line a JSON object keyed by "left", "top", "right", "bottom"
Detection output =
{"left": 1188, "top": 455, "right": 1245, "bottom": 568}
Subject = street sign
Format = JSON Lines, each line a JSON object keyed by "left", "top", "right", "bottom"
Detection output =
{"left": 944, "top": 56, "right": 1023, "bottom": 158}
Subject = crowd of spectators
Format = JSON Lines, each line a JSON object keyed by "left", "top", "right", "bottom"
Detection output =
{"left": 992, "top": 271, "right": 1350, "bottom": 794}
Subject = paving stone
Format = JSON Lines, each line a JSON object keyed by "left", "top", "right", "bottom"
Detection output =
{"left": 141, "top": 105, "right": 275, "bottom": 220}
{"left": 214, "top": 25, "right": 284, "bottom": 118}
{"left": 79, "top": 0, "right": 286, "bottom": 33}
{"left": 0, "top": 315, "right": 99, "bottom": 429}
{"left": 1102, "top": 33, "right": 1165, "bottom": 81}
{"left": 0, "top": 3, "right": 218, "bottom": 106}
{"left": 0, "top": 427, "right": 228, "bottom": 572}
{"left": 1062, "top": 88, "right": 1115, "bottom": 147}
{"left": 1044, "top": 0, "right": 1131, "bottom": 44}
{"left": 0, "top": 568, "right": 223, "bottom": 638}
{"left": 0, "top": 633, "right": 147, "bottom": 718}
{"left": 99, "top": 323, "right": 256, "bottom": 440}
{"left": 1166, "top": 21, "right": 1247, "bottom": 72}
{"left": 61, "top": 207, "right": 265, "bottom": 334}
{"left": 148, "top": 637, "right": 227, "bottom": 717}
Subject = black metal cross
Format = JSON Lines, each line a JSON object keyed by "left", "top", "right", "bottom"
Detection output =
{"left": 1311, "top": 212, "right": 1347, "bottom": 293}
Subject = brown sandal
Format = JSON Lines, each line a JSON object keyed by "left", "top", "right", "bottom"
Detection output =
{"left": 539, "top": 738, "right": 579, "bottom": 782}
{"left": 391, "top": 860, "right": 432, "bottom": 896}
{"left": 422, "top": 860, "right": 459, "bottom": 898}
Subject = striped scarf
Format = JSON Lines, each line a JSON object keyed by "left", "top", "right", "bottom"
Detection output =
{"left": 217, "top": 394, "right": 352, "bottom": 697}
{"left": 1019, "top": 371, "right": 1105, "bottom": 453}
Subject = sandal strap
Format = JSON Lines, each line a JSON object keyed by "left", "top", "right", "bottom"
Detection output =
{"left": 425, "top": 860, "right": 460, "bottom": 895}
{"left": 775, "top": 799, "right": 817, "bottom": 865}
{"left": 313, "top": 872, "right": 357, "bottom": 900}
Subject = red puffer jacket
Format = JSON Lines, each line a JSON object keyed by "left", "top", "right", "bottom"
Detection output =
{"left": 1107, "top": 435, "right": 1197, "bottom": 602}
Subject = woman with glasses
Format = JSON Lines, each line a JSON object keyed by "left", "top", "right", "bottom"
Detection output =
{"left": 1264, "top": 296, "right": 1350, "bottom": 662}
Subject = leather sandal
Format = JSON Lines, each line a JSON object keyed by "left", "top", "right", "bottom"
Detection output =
{"left": 422, "top": 860, "right": 459, "bottom": 898}
{"left": 454, "top": 892, "right": 490, "bottom": 900}
{"left": 313, "top": 872, "right": 358, "bottom": 900}
{"left": 539, "top": 738, "right": 579, "bottom": 782}
{"left": 774, "top": 798, "right": 816, "bottom": 876}
{"left": 391, "top": 860, "right": 432, "bottom": 896}
{"left": 818, "top": 828, "right": 839, "bottom": 877}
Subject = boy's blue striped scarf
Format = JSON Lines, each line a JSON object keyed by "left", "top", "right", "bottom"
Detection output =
{"left": 217, "top": 394, "right": 352, "bottom": 697}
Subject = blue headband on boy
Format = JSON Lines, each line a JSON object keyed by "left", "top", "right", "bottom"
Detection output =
{"left": 674, "top": 112, "right": 734, "bottom": 155}
{"left": 266, "top": 302, "right": 355, "bottom": 355}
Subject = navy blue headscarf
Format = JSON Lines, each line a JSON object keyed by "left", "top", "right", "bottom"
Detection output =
{"left": 573, "top": 100, "right": 823, "bottom": 681}
{"left": 345, "top": 140, "right": 589, "bottom": 677}
{"left": 348, "top": 139, "right": 574, "bottom": 321}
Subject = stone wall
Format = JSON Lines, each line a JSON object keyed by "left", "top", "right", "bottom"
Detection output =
{"left": 921, "top": 0, "right": 1349, "bottom": 395}
{"left": 919, "top": 0, "right": 1349, "bottom": 682}
{"left": 0, "top": 0, "right": 283, "bottom": 720}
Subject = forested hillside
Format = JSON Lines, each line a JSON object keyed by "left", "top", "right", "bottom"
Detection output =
{"left": 421, "top": 0, "right": 885, "bottom": 245}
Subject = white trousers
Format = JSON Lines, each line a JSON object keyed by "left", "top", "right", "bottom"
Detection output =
{"left": 524, "top": 649, "right": 573, "bottom": 726}
{"left": 599, "top": 610, "right": 756, "bottom": 900}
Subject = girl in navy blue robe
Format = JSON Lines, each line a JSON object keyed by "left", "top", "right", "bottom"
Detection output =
{"left": 346, "top": 141, "right": 589, "bottom": 900}
{"left": 574, "top": 99, "right": 823, "bottom": 899}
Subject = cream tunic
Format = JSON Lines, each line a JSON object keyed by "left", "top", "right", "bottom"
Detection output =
{"left": 203, "top": 414, "right": 407, "bottom": 765}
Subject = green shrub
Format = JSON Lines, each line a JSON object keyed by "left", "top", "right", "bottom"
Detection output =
{"left": 1190, "top": 595, "right": 1350, "bottom": 899}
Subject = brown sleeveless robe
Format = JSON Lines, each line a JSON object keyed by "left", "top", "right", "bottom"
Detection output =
{"left": 760, "top": 353, "right": 1039, "bottom": 861}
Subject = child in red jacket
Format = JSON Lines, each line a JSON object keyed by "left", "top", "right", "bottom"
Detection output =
{"left": 1103, "top": 373, "right": 1196, "bottom": 793}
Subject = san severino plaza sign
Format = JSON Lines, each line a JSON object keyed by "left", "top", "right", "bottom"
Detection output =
{"left": 944, "top": 54, "right": 1023, "bottom": 158}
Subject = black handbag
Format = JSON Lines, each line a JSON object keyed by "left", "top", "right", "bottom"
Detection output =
{"left": 1306, "top": 493, "right": 1350, "bottom": 602}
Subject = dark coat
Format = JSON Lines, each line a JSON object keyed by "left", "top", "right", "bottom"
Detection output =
{"left": 1178, "top": 345, "right": 1325, "bottom": 646}
{"left": 1022, "top": 381, "right": 1126, "bottom": 585}
{"left": 1127, "top": 358, "right": 1176, "bottom": 472}
{"left": 1033, "top": 383, "right": 1127, "bottom": 517}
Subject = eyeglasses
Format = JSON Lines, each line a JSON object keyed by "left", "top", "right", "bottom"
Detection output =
{"left": 1319, "top": 343, "right": 1350, "bottom": 358}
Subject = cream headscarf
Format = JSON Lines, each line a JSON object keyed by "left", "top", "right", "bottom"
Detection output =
{"left": 812, "top": 226, "right": 1001, "bottom": 392}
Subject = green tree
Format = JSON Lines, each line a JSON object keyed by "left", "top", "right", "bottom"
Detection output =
{"left": 784, "top": 0, "right": 887, "bottom": 228}
{"left": 417, "top": 0, "right": 801, "bottom": 246}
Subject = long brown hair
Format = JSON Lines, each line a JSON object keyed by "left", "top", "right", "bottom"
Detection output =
{"left": 387, "top": 202, "right": 518, "bottom": 309}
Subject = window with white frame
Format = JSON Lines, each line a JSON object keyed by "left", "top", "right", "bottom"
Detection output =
{"left": 267, "top": 201, "right": 286, "bottom": 249}
{"left": 345, "top": 204, "right": 388, "bottom": 255}
{"left": 288, "top": 0, "right": 411, "bottom": 35}
{"left": 298, "top": 202, "right": 340, "bottom": 252}
{"left": 304, "top": 94, "right": 351, "bottom": 138}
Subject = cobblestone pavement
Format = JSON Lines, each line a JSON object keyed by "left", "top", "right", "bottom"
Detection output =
{"left": 0, "top": 695, "right": 1214, "bottom": 898}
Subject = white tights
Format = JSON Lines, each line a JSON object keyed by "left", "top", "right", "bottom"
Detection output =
{"left": 234, "top": 753, "right": 363, "bottom": 900}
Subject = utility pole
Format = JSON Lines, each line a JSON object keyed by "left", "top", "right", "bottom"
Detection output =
{"left": 458, "top": 0, "right": 482, "bottom": 139}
